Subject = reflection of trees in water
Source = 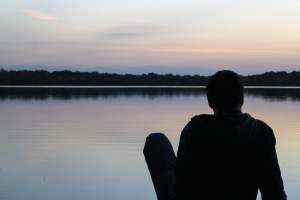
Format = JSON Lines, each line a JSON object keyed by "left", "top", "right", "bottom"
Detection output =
{"left": 0, "top": 88, "right": 206, "bottom": 101}
{"left": 245, "top": 88, "right": 300, "bottom": 102}
{"left": 1, "top": 87, "right": 300, "bottom": 102}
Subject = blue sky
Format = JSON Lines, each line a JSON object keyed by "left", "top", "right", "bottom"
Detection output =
{"left": 1, "top": 0, "right": 300, "bottom": 75}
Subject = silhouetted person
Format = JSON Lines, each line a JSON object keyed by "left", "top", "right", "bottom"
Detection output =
{"left": 143, "top": 70, "right": 287, "bottom": 200}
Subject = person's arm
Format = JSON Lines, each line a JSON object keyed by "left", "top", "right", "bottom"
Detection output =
{"left": 171, "top": 125, "right": 187, "bottom": 200}
{"left": 259, "top": 130, "right": 287, "bottom": 200}
{"left": 172, "top": 122, "right": 199, "bottom": 200}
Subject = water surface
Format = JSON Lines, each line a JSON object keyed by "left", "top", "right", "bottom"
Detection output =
{"left": 0, "top": 87, "right": 299, "bottom": 200}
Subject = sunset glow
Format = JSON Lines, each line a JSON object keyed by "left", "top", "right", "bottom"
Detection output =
{"left": 1, "top": 0, "right": 300, "bottom": 74}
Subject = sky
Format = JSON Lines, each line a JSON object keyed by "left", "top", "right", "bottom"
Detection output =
{"left": 1, "top": 0, "right": 300, "bottom": 75}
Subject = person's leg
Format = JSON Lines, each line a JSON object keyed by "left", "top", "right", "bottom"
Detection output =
{"left": 143, "top": 133, "right": 176, "bottom": 200}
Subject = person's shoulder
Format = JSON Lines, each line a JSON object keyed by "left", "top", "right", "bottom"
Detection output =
{"left": 256, "top": 118, "right": 272, "bottom": 131}
{"left": 248, "top": 114, "right": 276, "bottom": 145}
{"left": 181, "top": 114, "right": 212, "bottom": 139}
{"left": 181, "top": 120, "right": 194, "bottom": 133}
{"left": 181, "top": 115, "right": 203, "bottom": 134}
{"left": 187, "top": 114, "right": 208, "bottom": 129}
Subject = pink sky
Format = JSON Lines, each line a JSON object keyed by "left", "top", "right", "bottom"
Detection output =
{"left": 1, "top": 0, "right": 300, "bottom": 75}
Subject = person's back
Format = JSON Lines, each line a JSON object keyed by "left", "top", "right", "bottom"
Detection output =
{"left": 172, "top": 113, "right": 286, "bottom": 200}
{"left": 144, "top": 70, "right": 287, "bottom": 200}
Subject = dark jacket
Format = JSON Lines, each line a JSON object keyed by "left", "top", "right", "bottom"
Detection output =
{"left": 172, "top": 113, "right": 287, "bottom": 200}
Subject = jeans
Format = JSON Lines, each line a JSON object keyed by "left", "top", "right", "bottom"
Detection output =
{"left": 143, "top": 133, "right": 176, "bottom": 200}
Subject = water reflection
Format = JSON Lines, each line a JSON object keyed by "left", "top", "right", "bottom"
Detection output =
{"left": 1, "top": 87, "right": 300, "bottom": 102}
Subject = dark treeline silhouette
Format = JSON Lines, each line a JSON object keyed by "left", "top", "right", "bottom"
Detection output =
{"left": 1, "top": 87, "right": 300, "bottom": 102}
{"left": 1, "top": 69, "right": 300, "bottom": 86}
{"left": 0, "top": 69, "right": 208, "bottom": 86}
{"left": 242, "top": 71, "right": 300, "bottom": 86}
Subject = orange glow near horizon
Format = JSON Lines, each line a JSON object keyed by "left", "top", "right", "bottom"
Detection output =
{"left": 86, "top": 46, "right": 299, "bottom": 53}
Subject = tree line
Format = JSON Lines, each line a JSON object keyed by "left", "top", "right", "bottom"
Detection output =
{"left": 1, "top": 69, "right": 300, "bottom": 86}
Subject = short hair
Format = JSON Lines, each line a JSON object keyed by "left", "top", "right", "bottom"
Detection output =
{"left": 206, "top": 70, "right": 244, "bottom": 110}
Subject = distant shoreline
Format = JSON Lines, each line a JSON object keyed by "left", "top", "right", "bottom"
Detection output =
{"left": 1, "top": 69, "right": 300, "bottom": 86}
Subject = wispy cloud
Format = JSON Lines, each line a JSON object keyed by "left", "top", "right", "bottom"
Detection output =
{"left": 101, "top": 26, "right": 150, "bottom": 39}
{"left": 100, "top": 24, "right": 170, "bottom": 39}
{"left": 108, "top": 32, "right": 147, "bottom": 39}
{"left": 31, "top": 40, "right": 83, "bottom": 46}
{"left": 84, "top": 46, "right": 297, "bottom": 53}
{"left": 20, "top": 10, "right": 58, "bottom": 20}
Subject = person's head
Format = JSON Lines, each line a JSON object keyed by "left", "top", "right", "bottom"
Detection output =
{"left": 206, "top": 70, "right": 244, "bottom": 111}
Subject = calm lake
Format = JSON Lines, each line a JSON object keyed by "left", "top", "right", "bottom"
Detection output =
{"left": 0, "top": 87, "right": 300, "bottom": 200}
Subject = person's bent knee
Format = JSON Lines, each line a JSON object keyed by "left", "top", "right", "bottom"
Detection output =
{"left": 146, "top": 132, "right": 167, "bottom": 143}
{"left": 144, "top": 133, "right": 166, "bottom": 158}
